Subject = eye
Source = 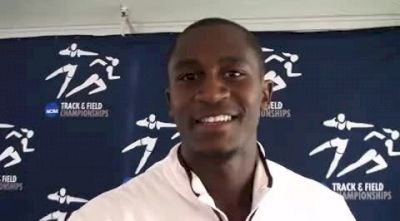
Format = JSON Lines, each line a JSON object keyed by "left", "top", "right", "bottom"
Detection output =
{"left": 224, "top": 71, "right": 244, "bottom": 79}
{"left": 177, "top": 73, "right": 199, "bottom": 81}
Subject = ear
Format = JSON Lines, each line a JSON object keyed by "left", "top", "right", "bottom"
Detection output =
{"left": 165, "top": 88, "right": 173, "bottom": 117}
{"left": 261, "top": 80, "right": 273, "bottom": 110}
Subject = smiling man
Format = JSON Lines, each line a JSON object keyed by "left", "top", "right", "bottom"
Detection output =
{"left": 69, "top": 18, "right": 356, "bottom": 221}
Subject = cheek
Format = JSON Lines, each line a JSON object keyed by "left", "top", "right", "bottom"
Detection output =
{"left": 236, "top": 83, "right": 263, "bottom": 111}
{"left": 243, "top": 91, "right": 263, "bottom": 127}
{"left": 169, "top": 89, "right": 191, "bottom": 116}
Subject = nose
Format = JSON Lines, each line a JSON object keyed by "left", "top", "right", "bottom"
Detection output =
{"left": 194, "top": 75, "right": 229, "bottom": 104}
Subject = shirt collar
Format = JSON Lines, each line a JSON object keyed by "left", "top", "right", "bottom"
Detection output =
{"left": 176, "top": 142, "right": 273, "bottom": 210}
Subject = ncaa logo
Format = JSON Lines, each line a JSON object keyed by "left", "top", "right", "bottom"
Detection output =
{"left": 45, "top": 102, "right": 60, "bottom": 118}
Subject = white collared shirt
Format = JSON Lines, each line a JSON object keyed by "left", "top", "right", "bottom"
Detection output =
{"left": 69, "top": 143, "right": 356, "bottom": 221}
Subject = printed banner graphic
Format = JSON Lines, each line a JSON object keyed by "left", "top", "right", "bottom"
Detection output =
{"left": 0, "top": 28, "right": 399, "bottom": 221}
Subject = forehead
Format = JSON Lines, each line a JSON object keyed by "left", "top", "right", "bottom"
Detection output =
{"left": 169, "top": 25, "right": 258, "bottom": 69}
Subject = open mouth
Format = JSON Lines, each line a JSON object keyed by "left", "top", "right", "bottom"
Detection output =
{"left": 195, "top": 114, "right": 239, "bottom": 124}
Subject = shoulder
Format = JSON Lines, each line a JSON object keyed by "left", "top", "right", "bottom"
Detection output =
{"left": 267, "top": 160, "right": 334, "bottom": 196}
{"left": 265, "top": 160, "right": 356, "bottom": 220}
{"left": 69, "top": 160, "right": 167, "bottom": 221}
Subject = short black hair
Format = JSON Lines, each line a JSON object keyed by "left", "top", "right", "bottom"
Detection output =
{"left": 168, "top": 17, "right": 265, "bottom": 75}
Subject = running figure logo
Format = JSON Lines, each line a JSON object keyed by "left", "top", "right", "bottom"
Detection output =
{"left": 45, "top": 43, "right": 121, "bottom": 99}
{"left": 309, "top": 113, "right": 400, "bottom": 178}
{"left": 58, "top": 43, "right": 98, "bottom": 58}
{"left": 0, "top": 123, "right": 35, "bottom": 168}
{"left": 337, "top": 128, "right": 400, "bottom": 177}
{"left": 309, "top": 113, "right": 373, "bottom": 179}
{"left": 39, "top": 187, "right": 88, "bottom": 221}
{"left": 262, "top": 47, "right": 302, "bottom": 92}
{"left": 122, "top": 114, "right": 179, "bottom": 175}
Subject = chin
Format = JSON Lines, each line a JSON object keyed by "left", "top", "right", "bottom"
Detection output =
{"left": 192, "top": 140, "right": 240, "bottom": 160}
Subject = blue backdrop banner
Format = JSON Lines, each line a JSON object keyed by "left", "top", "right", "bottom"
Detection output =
{"left": 0, "top": 27, "right": 399, "bottom": 221}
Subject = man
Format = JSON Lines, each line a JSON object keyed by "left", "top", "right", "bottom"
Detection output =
{"left": 69, "top": 18, "right": 356, "bottom": 221}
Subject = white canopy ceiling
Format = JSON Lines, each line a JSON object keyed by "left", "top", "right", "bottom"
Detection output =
{"left": 0, "top": 0, "right": 399, "bottom": 39}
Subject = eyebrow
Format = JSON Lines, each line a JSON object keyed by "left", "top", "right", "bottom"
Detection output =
{"left": 172, "top": 59, "right": 200, "bottom": 70}
{"left": 173, "top": 56, "right": 247, "bottom": 70}
{"left": 218, "top": 56, "right": 247, "bottom": 65}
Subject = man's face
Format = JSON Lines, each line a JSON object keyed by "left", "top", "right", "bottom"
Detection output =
{"left": 168, "top": 24, "right": 271, "bottom": 157}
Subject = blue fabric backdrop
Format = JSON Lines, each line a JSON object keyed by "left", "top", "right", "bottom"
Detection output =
{"left": 0, "top": 27, "right": 399, "bottom": 221}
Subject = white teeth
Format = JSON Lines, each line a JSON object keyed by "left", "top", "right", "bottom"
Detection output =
{"left": 200, "top": 115, "right": 232, "bottom": 123}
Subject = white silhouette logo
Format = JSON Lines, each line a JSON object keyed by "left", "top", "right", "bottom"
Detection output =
{"left": 90, "top": 57, "right": 120, "bottom": 80}
{"left": 39, "top": 187, "right": 88, "bottom": 221}
{"left": 0, "top": 123, "right": 35, "bottom": 168}
{"left": 309, "top": 113, "right": 400, "bottom": 178}
{"left": 337, "top": 128, "right": 400, "bottom": 177}
{"left": 262, "top": 47, "right": 302, "bottom": 92}
{"left": 122, "top": 114, "right": 179, "bottom": 175}
{"left": 309, "top": 113, "right": 374, "bottom": 179}
{"left": 45, "top": 43, "right": 121, "bottom": 99}
{"left": 59, "top": 43, "right": 98, "bottom": 58}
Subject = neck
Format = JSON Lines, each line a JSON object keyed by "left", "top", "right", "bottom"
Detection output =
{"left": 180, "top": 141, "right": 259, "bottom": 220}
